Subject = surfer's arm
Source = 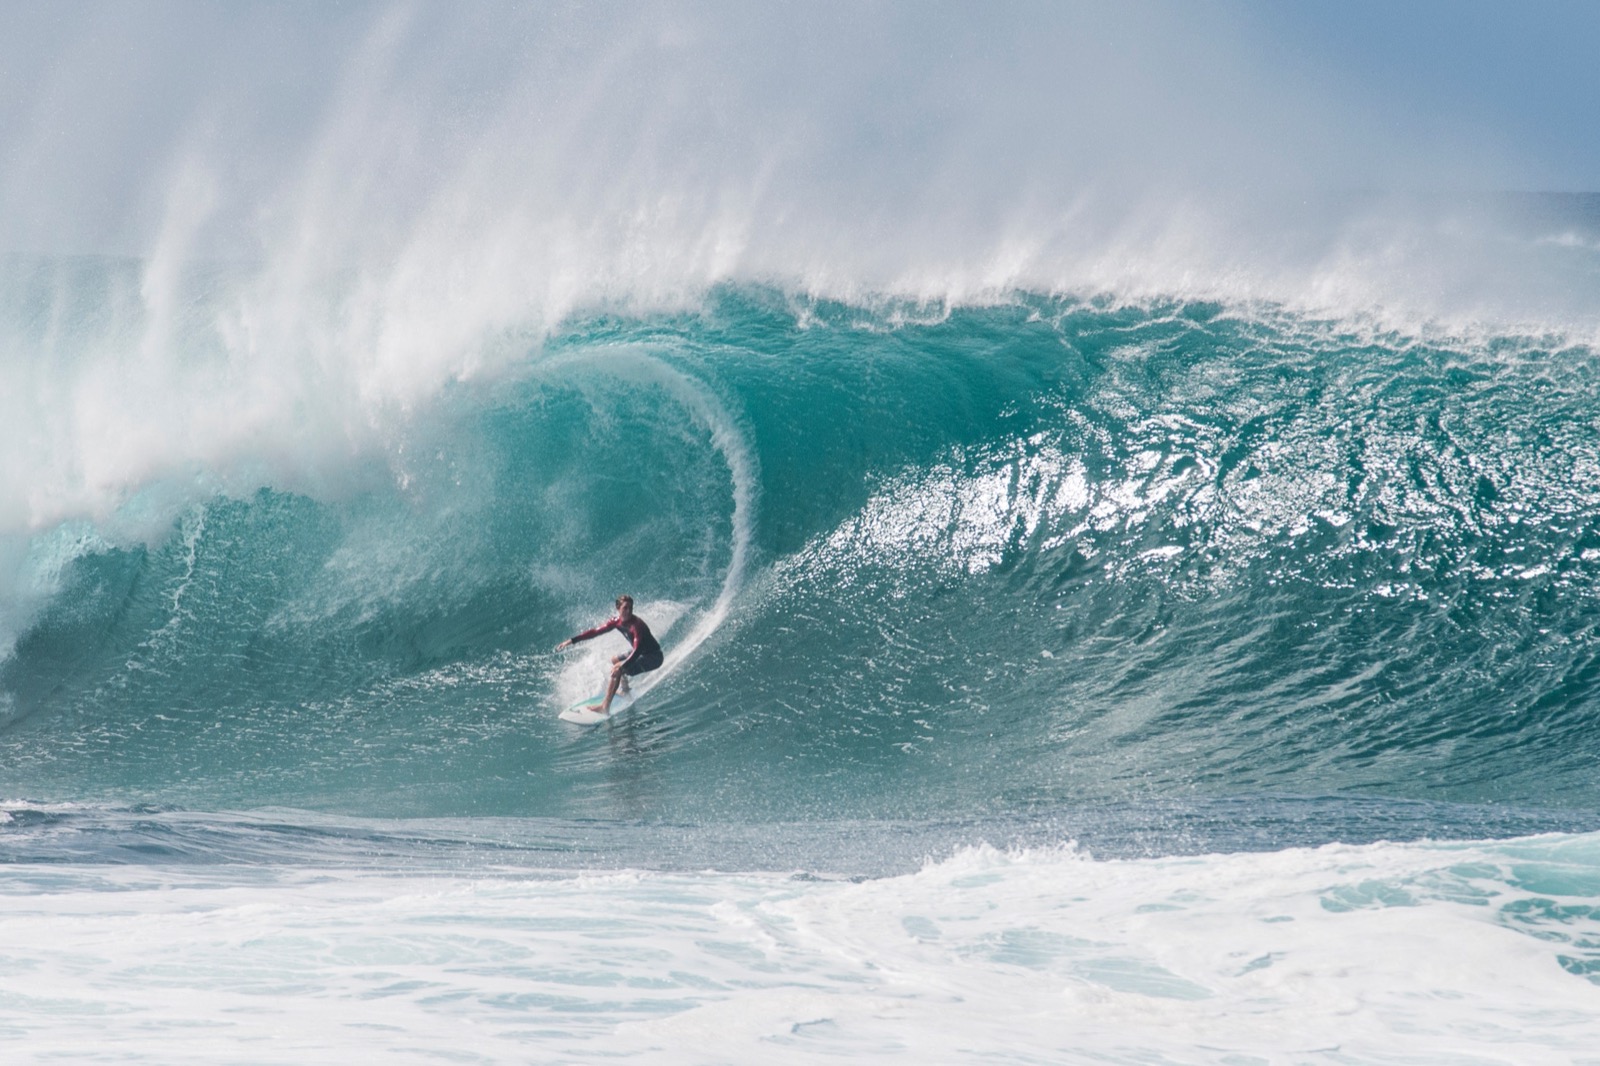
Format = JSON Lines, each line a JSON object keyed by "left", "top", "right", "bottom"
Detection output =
{"left": 556, "top": 617, "right": 619, "bottom": 650}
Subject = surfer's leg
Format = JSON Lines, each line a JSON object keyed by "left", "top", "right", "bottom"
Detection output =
{"left": 599, "top": 665, "right": 624, "bottom": 713}
{"left": 608, "top": 654, "right": 630, "bottom": 697}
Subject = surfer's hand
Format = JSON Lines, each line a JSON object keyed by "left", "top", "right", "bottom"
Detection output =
{"left": 556, "top": 639, "right": 571, "bottom": 651}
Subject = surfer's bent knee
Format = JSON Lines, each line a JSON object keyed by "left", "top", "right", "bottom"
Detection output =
{"left": 622, "top": 648, "right": 664, "bottom": 677}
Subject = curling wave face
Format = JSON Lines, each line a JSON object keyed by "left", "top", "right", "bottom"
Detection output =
{"left": 4, "top": 283, "right": 1600, "bottom": 822}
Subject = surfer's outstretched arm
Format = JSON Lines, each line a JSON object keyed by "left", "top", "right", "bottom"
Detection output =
{"left": 555, "top": 617, "right": 620, "bottom": 651}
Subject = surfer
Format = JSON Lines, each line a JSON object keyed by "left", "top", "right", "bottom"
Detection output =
{"left": 555, "top": 595, "right": 664, "bottom": 713}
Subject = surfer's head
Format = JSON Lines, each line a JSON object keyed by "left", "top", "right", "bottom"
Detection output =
{"left": 615, "top": 595, "right": 634, "bottom": 617}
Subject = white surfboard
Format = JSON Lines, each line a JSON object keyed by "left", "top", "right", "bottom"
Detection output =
{"left": 559, "top": 691, "right": 635, "bottom": 725}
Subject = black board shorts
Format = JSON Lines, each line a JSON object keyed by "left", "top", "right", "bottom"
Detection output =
{"left": 622, "top": 647, "right": 664, "bottom": 676}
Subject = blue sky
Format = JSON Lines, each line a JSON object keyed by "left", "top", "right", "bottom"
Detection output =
{"left": 1241, "top": 0, "right": 1600, "bottom": 190}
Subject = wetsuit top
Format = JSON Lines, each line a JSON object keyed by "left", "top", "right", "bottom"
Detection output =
{"left": 569, "top": 614, "right": 661, "bottom": 667}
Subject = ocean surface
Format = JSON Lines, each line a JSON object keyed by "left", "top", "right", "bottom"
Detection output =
{"left": 8, "top": 201, "right": 1600, "bottom": 1060}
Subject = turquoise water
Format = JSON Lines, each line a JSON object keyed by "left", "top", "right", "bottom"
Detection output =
{"left": 8, "top": 265, "right": 1600, "bottom": 1061}
{"left": 7, "top": 283, "right": 1600, "bottom": 831}
{"left": 8, "top": 4, "right": 1600, "bottom": 1057}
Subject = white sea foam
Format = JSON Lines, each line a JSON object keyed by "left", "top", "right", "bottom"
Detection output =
{"left": 1, "top": 834, "right": 1596, "bottom": 1063}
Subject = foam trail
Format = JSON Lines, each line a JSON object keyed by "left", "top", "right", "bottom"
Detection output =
{"left": 631, "top": 356, "right": 757, "bottom": 688}
{"left": 541, "top": 345, "right": 756, "bottom": 699}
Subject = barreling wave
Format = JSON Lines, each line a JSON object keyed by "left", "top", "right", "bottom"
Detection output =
{"left": 4, "top": 282, "right": 1600, "bottom": 824}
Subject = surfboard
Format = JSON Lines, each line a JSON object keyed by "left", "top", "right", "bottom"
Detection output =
{"left": 559, "top": 691, "right": 635, "bottom": 725}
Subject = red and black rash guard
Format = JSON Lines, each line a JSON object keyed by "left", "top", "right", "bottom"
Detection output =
{"left": 568, "top": 614, "right": 662, "bottom": 668}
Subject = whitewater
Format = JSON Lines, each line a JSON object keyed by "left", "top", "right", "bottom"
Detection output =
{"left": 6, "top": 3, "right": 1600, "bottom": 1062}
